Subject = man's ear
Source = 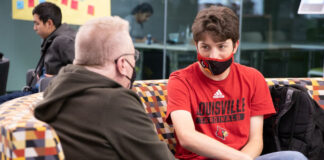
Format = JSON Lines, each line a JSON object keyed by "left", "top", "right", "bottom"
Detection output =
{"left": 46, "top": 19, "right": 55, "bottom": 28}
{"left": 115, "top": 57, "right": 127, "bottom": 76}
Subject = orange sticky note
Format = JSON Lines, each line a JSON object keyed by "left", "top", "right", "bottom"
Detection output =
{"left": 61, "top": 0, "right": 68, "bottom": 5}
{"left": 28, "top": 0, "right": 34, "bottom": 7}
{"left": 88, "top": 5, "right": 94, "bottom": 15}
{"left": 71, "top": 0, "right": 78, "bottom": 10}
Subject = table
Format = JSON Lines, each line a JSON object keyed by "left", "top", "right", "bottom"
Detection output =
{"left": 134, "top": 43, "right": 196, "bottom": 79}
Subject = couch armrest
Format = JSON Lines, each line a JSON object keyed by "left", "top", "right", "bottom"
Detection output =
{"left": 0, "top": 93, "right": 65, "bottom": 160}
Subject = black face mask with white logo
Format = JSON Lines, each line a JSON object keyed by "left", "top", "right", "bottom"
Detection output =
{"left": 197, "top": 52, "right": 233, "bottom": 75}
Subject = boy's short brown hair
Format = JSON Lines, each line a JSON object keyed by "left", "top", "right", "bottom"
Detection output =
{"left": 192, "top": 6, "right": 239, "bottom": 45}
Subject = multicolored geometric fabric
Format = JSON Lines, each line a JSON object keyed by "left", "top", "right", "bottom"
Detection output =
{"left": 1, "top": 78, "right": 323, "bottom": 159}
{"left": 0, "top": 93, "right": 64, "bottom": 160}
{"left": 266, "top": 78, "right": 324, "bottom": 109}
{"left": 132, "top": 80, "right": 177, "bottom": 154}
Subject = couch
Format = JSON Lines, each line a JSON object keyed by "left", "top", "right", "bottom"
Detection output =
{"left": 1, "top": 78, "right": 324, "bottom": 159}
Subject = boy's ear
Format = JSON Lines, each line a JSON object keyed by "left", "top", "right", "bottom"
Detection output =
{"left": 236, "top": 40, "right": 240, "bottom": 47}
{"left": 233, "top": 40, "right": 240, "bottom": 54}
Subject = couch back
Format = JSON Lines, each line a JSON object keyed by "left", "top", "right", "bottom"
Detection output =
{"left": 1, "top": 78, "right": 324, "bottom": 159}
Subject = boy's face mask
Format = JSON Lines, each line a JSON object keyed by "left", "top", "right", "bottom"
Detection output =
{"left": 197, "top": 52, "right": 234, "bottom": 75}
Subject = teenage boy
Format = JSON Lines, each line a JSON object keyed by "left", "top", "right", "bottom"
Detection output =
{"left": 166, "top": 6, "right": 307, "bottom": 160}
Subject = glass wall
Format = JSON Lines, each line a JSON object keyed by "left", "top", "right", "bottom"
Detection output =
{"left": 241, "top": 0, "right": 324, "bottom": 77}
{"left": 111, "top": 0, "right": 324, "bottom": 79}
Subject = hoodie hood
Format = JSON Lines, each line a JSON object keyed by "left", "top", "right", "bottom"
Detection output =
{"left": 41, "top": 23, "right": 75, "bottom": 51}
{"left": 34, "top": 64, "right": 122, "bottom": 122}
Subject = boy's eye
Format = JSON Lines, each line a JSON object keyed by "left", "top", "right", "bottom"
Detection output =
{"left": 218, "top": 45, "right": 225, "bottom": 49}
{"left": 202, "top": 45, "right": 209, "bottom": 49}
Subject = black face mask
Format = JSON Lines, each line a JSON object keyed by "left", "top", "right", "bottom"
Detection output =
{"left": 125, "top": 60, "right": 136, "bottom": 89}
{"left": 197, "top": 52, "right": 233, "bottom": 75}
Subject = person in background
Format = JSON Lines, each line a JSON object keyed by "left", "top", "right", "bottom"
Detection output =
{"left": 166, "top": 6, "right": 307, "bottom": 160}
{"left": 125, "top": 2, "right": 153, "bottom": 42}
{"left": 34, "top": 16, "right": 174, "bottom": 160}
{"left": 32, "top": 2, "right": 75, "bottom": 79}
{"left": 0, "top": 2, "right": 75, "bottom": 104}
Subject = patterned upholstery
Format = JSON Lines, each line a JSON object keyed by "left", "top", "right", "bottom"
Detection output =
{"left": 266, "top": 78, "right": 324, "bottom": 109}
{"left": 1, "top": 78, "right": 324, "bottom": 159}
{"left": 0, "top": 93, "right": 64, "bottom": 160}
{"left": 132, "top": 80, "right": 176, "bottom": 154}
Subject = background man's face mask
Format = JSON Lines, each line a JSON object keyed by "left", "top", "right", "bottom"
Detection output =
{"left": 197, "top": 52, "right": 234, "bottom": 75}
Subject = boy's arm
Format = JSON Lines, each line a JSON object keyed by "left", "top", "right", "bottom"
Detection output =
{"left": 171, "top": 110, "right": 253, "bottom": 160}
{"left": 240, "top": 115, "right": 264, "bottom": 158}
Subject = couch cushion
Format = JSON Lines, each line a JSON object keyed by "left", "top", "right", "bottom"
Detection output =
{"left": 0, "top": 93, "right": 64, "bottom": 160}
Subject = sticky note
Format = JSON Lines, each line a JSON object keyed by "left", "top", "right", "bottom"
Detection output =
{"left": 16, "top": 1, "right": 24, "bottom": 9}
{"left": 88, "top": 5, "right": 94, "bottom": 15}
{"left": 71, "top": 0, "right": 78, "bottom": 10}
{"left": 61, "top": 0, "right": 68, "bottom": 5}
{"left": 28, "top": 0, "right": 34, "bottom": 7}
{"left": 39, "top": 0, "right": 46, "bottom": 3}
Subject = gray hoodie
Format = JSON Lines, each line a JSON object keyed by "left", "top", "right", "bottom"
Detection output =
{"left": 39, "top": 23, "right": 76, "bottom": 76}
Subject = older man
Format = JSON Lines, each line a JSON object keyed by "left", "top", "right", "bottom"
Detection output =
{"left": 34, "top": 16, "right": 174, "bottom": 160}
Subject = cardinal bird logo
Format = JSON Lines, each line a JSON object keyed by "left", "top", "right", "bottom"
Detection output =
{"left": 215, "top": 126, "right": 228, "bottom": 140}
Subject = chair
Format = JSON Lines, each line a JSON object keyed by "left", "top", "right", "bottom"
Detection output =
{"left": 26, "top": 69, "right": 37, "bottom": 88}
{"left": 26, "top": 69, "right": 55, "bottom": 92}
{"left": 307, "top": 67, "right": 323, "bottom": 77}
{"left": 0, "top": 57, "right": 9, "bottom": 95}
{"left": 39, "top": 76, "right": 54, "bottom": 92}
{"left": 242, "top": 31, "right": 263, "bottom": 42}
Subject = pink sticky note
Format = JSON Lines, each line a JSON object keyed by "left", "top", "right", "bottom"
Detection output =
{"left": 88, "top": 5, "right": 94, "bottom": 15}
{"left": 61, "top": 0, "right": 68, "bottom": 5}
{"left": 28, "top": 0, "right": 34, "bottom": 7}
{"left": 71, "top": 0, "right": 78, "bottom": 10}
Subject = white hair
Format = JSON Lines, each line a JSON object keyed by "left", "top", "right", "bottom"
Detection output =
{"left": 74, "top": 16, "right": 129, "bottom": 66}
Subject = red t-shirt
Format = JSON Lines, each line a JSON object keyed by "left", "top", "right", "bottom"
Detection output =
{"left": 166, "top": 62, "right": 275, "bottom": 160}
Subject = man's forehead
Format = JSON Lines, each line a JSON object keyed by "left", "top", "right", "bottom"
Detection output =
{"left": 116, "top": 34, "right": 134, "bottom": 51}
{"left": 113, "top": 43, "right": 134, "bottom": 54}
{"left": 119, "top": 46, "right": 135, "bottom": 53}
{"left": 33, "top": 14, "right": 40, "bottom": 21}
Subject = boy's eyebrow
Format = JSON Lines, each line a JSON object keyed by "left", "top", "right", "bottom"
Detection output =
{"left": 215, "top": 41, "right": 228, "bottom": 45}
{"left": 199, "top": 42, "right": 209, "bottom": 45}
{"left": 200, "top": 41, "right": 227, "bottom": 45}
